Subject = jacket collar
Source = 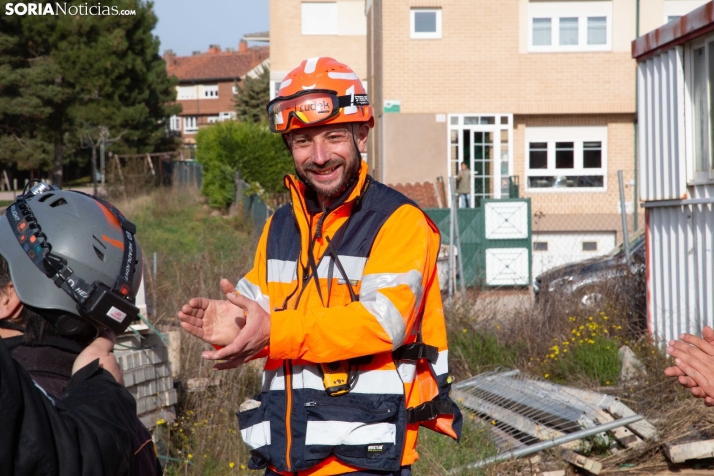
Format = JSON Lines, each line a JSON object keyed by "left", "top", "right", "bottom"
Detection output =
{"left": 284, "top": 161, "right": 369, "bottom": 216}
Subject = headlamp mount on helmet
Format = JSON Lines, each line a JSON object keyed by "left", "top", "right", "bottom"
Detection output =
{"left": 4, "top": 181, "right": 140, "bottom": 335}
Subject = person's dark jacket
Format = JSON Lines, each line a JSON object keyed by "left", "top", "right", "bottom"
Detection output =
{"left": 0, "top": 336, "right": 160, "bottom": 476}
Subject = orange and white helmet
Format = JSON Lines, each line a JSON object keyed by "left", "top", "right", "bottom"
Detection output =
{"left": 267, "top": 57, "right": 374, "bottom": 134}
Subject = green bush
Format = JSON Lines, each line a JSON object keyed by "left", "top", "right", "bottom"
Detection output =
{"left": 195, "top": 121, "right": 293, "bottom": 208}
{"left": 538, "top": 314, "right": 623, "bottom": 386}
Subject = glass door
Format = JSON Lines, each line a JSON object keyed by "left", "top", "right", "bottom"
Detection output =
{"left": 471, "top": 131, "right": 494, "bottom": 206}
{"left": 448, "top": 114, "right": 513, "bottom": 207}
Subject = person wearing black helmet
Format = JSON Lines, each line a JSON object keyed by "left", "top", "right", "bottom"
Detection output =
{"left": 0, "top": 182, "right": 161, "bottom": 475}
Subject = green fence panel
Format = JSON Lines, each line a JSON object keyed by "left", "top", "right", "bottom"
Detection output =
{"left": 424, "top": 208, "right": 485, "bottom": 287}
{"left": 425, "top": 198, "right": 531, "bottom": 288}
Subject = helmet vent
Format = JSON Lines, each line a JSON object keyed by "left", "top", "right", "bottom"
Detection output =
{"left": 38, "top": 193, "right": 55, "bottom": 202}
{"left": 93, "top": 235, "right": 107, "bottom": 249}
{"left": 50, "top": 197, "right": 68, "bottom": 208}
{"left": 93, "top": 246, "right": 105, "bottom": 262}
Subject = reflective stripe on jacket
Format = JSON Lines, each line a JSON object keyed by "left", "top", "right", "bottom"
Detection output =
{"left": 236, "top": 163, "right": 460, "bottom": 475}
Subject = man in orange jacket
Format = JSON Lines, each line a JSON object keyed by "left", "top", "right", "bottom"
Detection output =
{"left": 177, "top": 57, "right": 461, "bottom": 476}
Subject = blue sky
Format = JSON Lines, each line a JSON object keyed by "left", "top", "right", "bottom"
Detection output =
{"left": 151, "top": 0, "right": 269, "bottom": 56}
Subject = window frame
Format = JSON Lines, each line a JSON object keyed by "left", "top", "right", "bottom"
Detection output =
{"left": 201, "top": 85, "right": 218, "bottom": 99}
{"left": 177, "top": 85, "right": 196, "bottom": 100}
{"left": 685, "top": 37, "right": 714, "bottom": 183}
{"left": 169, "top": 115, "right": 180, "bottom": 131}
{"left": 663, "top": 1, "right": 710, "bottom": 27}
{"left": 524, "top": 126, "right": 608, "bottom": 193}
{"left": 528, "top": 2, "right": 612, "bottom": 53}
{"left": 183, "top": 116, "right": 198, "bottom": 134}
{"left": 301, "top": 2, "right": 338, "bottom": 36}
{"left": 410, "top": 8, "right": 442, "bottom": 40}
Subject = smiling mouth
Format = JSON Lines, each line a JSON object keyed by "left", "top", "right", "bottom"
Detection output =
{"left": 311, "top": 165, "right": 341, "bottom": 177}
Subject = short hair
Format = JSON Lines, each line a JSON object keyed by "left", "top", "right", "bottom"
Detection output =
{"left": 0, "top": 253, "right": 58, "bottom": 343}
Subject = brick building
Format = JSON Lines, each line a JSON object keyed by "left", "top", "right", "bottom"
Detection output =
{"left": 164, "top": 41, "right": 269, "bottom": 145}
{"left": 271, "top": 0, "right": 708, "bottom": 276}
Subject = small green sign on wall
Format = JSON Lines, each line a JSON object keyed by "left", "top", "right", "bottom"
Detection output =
{"left": 384, "top": 100, "right": 401, "bottom": 113}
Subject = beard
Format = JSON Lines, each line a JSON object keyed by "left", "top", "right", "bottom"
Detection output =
{"left": 295, "top": 148, "right": 361, "bottom": 199}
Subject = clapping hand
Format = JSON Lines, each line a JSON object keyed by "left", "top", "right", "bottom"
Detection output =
{"left": 664, "top": 326, "right": 714, "bottom": 406}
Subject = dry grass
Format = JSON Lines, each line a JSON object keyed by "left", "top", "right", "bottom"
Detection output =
{"left": 116, "top": 187, "right": 712, "bottom": 474}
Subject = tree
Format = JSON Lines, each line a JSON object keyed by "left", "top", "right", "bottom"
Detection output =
{"left": 234, "top": 66, "right": 270, "bottom": 123}
{"left": 0, "top": 0, "right": 180, "bottom": 187}
{"left": 0, "top": 11, "right": 72, "bottom": 175}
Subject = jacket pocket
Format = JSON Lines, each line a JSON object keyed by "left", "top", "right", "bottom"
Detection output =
{"left": 236, "top": 398, "right": 271, "bottom": 469}
{"left": 301, "top": 394, "right": 404, "bottom": 472}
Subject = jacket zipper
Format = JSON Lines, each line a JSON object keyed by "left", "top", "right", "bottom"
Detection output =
{"left": 303, "top": 401, "right": 393, "bottom": 416}
{"left": 284, "top": 360, "right": 293, "bottom": 472}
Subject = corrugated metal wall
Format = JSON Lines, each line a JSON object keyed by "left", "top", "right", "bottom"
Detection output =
{"left": 638, "top": 47, "right": 688, "bottom": 202}
{"left": 639, "top": 45, "right": 714, "bottom": 342}
{"left": 648, "top": 204, "right": 714, "bottom": 343}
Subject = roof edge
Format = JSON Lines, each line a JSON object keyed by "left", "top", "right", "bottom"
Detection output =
{"left": 632, "top": 2, "right": 714, "bottom": 60}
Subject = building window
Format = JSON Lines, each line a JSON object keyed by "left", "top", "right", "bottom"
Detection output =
{"left": 528, "top": 2, "right": 611, "bottom": 52}
{"left": 410, "top": 8, "right": 442, "bottom": 39}
{"left": 207, "top": 116, "right": 220, "bottom": 124}
{"left": 219, "top": 112, "right": 235, "bottom": 122}
{"left": 664, "top": 1, "right": 709, "bottom": 27}
{"left": 582, "top": 241, "right": 598, "bottom": 252}
{"left": 302, "top": 2, "right": 337, "bottom": 35}
{"left": 687, "top": 37, "right": 714, "bottom": 181}
{"left": 177, "top": 85, "right": 196, "bottom": 100}
{"left": 184, "top": 116, "right": 198, "bottom": 134}
{"left": 525, "top": 126, "right": 607, "bottom": 191}
{"left": 533, "top": 241, "right": 548, "bottom": 252}
{"left": 202, "top": 85, "right": 218, "bottom": 99}
{"left": 169, "top": 115, "right": 180, "bottom": 131}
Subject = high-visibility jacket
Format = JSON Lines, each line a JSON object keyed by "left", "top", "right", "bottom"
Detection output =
{"left": 236, "top": 163, "right": 461, "bottom": 475}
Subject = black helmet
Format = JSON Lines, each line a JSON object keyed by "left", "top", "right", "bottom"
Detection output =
{"left": 0, "top": 182, "right": 143, "bottom": 337}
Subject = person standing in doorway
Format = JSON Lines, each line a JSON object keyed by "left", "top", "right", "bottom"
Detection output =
{"left": 456, "top": 161, "right": 471, "bottom": 208}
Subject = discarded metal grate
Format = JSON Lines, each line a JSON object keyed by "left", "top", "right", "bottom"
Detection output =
{"left": 449, "top": 369, "right": 656, "bottom": 472}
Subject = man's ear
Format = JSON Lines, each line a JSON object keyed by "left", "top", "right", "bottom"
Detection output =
{"left": 356, "top": 123, "right": 369, "bottom": 153}
{"left": 0, "top": 283, "right": 23, "bottom": 320}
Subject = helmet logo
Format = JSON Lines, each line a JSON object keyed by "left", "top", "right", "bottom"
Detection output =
{"left": 299, "top": 100, "right": 331, "bottom": 114}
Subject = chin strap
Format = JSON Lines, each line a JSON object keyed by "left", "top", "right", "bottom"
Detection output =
{"left": 0, "top": 319, "right": 25, "bottom": 332}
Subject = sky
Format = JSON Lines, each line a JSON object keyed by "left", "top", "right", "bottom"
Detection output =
{"left": 151, "top": 0, "right": 269, "bottom": 56}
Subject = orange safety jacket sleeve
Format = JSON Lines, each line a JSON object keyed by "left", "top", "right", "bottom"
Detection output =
{"left": 269, "top": 204, "right": 440, "bottom": 363}
{"left": 234, "top": 216, "right": 274, "bottom": 359}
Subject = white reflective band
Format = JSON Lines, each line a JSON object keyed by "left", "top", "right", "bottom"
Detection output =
{"left": 351, "top": 369, "right": 404, "bottom": 394}
{"left": 262, "top": 365, "right": 404, "bottom": 394}
{"left": 362, "top": 294, "right": 406, "bottom": 350}
{"left": 397, "top": 362, "right": 416, "bottom": 383}
{"left": 291, "top": 364, "right": 323, "bottom": 391}
{"left": 262, "top": 368, "right": 282, "bottom": 392}
{"left": 327, "top": 71, "right": 360, "bottom": 80}
{"left": 316, "top": 255, "right": 367, "bottom": 281}
{"left": 432, "top": 350, "right": 449, "bottom": 376}
{"left": 279, "top": 79, "right": 292, "bottom": 90}
{"left": 267, "top": 259, "right": 297, "bottom": 283}
{"left": 304, "top": 57, "right": 319, "bottom": 74}
{"left": 235, "top": 278, "right": 270, "bottom": 313}
{"left": 240, "top": 421, "right": 271, "bottom": 449}
{"left": 305, "top": 421, "right": 396, "bottom": 446}
{"left": 361, "top": 270, "right": 423, "bottom": 305}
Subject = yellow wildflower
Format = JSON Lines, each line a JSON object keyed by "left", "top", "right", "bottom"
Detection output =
{"left": 230, "top": 462, "right": 235, "bottom": 468}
